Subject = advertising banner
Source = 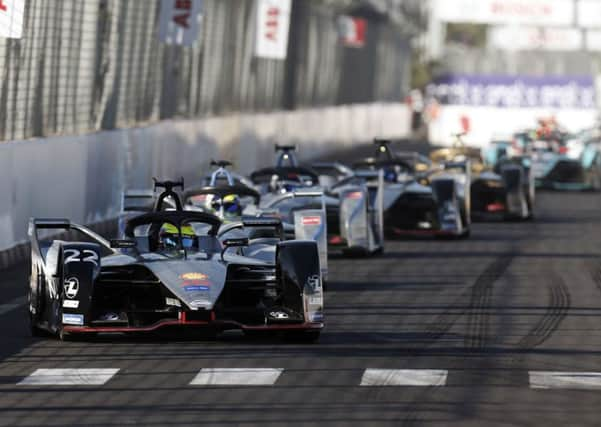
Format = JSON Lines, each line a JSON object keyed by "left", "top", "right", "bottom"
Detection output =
{"left": 427, "top": 74, "right": 596, "bottom": 109}
{"left": 0, "top": 0, "right": 26, "bottom": 39}
{"left": 158, "top": 0, "right": 203, "bottom": 46}
{"left": 434, "top": 0, "right": 573, "bottom": 26}
{"left": 255, "top": 0, "right": 292, "bottom": 60}
{"left": 338, "top": 16, "right": 367, "bottom": 48}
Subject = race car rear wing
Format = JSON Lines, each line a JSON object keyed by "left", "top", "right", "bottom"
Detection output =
{"left": 122, "top": 190, "right": 155, "bottom": 213}
{"left": 218, "top": 216, "right": 284, "bottom": 240}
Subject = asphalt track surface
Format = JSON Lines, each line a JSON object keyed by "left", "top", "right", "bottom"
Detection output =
{"left": 1, "top": 163, "right": 601, "bottom": 425}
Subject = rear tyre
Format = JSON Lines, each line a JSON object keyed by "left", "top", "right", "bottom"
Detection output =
{"left": 29, "top": 315, "right": 45, "bottom": 338}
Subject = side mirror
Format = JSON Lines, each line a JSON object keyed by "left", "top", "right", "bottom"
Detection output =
{"left": 110, "top": 239, "right": 137, "bottom": 249}
{"left": 221, "top": 237, "right": 249, "bottom": 260}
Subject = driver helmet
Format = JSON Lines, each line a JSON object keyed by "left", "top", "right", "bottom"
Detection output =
{"left": 158, "top": 223, "right": 196, "bottom": 250}
{"left": 222, "top": 194, "right": 242, "bottom": 218}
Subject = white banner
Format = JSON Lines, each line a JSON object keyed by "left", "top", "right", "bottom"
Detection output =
{"left": 489, "top": 26, "right": 582, "bottom": 51}
{"left": 434, "top": 0, "right": 573, "bottom": 26}
{"left": 255, "top": 0, "right": 291, "bottom": 60}
{"left": 0, "top": 0, "right": 26, "bottom": 39}
{"left": 158, "top": 0, "right": 203, "bottom": 46}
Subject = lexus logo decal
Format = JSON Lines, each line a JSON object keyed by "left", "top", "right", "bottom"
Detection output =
{"left": 64, "top": 277, "right": 79, "bottom": 299}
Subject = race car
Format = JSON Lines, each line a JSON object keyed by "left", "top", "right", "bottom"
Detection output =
{"left": 430, "top": 134, "right": 534, "bottom": 220}
{"left": 250, "top": 145, "right": 384, "bottom": 255}
{"left": 525, "top": 132, "right": 601, "bottom": 191}
{"left": 28, "top": 188, "right": 324, "bottom": 341}
{"left": 353, "top": 139, "right": 470, "bottom": 238}
{"left": 183, "top": 161, "right": 330, "bottom": 278}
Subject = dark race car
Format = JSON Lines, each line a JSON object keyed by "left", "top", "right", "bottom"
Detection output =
{"left": 28, "top": 193, "right": 324, "bottom": 341}
{"left": 353, "top": 139, "right": 470, "bottom": 238}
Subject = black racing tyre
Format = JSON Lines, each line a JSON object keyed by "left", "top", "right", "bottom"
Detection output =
{"left": 29, "top": 314, "right": 45, "bottom": 338}
{"left": 58, "top": 327, "right": 71, "bottom": 341}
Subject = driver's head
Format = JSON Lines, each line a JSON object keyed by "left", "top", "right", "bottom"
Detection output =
{"left": 222, "top": 194, "right": 242, "bottom": 218}
{"left": 158, "top": 223, "right": 195, "bottom": 250}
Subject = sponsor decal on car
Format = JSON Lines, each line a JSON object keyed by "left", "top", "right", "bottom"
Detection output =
{"left": 181, "top": 272, "right": 208, "bottom": 281}
{"left": 180, "top": 272, "right": 211, "bottom": 287}
{"left": 306, "top": 274, "right": 321, "bottom": 291}
{"left": 184, "top": 285, "right": 210, "bottom": 292}
{"left": 301, "top": 216, "right": 322, "bottom": 226}
{"left": 165, "top": 297, "right": 181, "bottom": 307}
{"left": 64, "top": 277, "right": 79, "bottom": 299}
{"left": 346, "top": 191, "right": 363, "bottom": 199}
{"left": 62, "top": 300, "right": 79, "bottom": 309}
{"left": 62, "top": 313, "right": 84, "bottom": 326}
{"left": 190, "top": 299, "right": 211, "bottom": 308}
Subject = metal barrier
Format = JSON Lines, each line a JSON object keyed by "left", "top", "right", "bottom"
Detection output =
{"left": 0, "top": 0, "right": 413, "bottom": 142}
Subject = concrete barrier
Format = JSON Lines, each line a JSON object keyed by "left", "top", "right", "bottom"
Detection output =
{"left": 0, "top": 102, "right": 410, "bottom": 260}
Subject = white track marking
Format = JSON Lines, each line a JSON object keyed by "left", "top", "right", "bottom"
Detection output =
{"left": 18, "top": 369, "right": 120, "bottom": 386}
{"left": 529, "top": 371, "right": 601, "bottom": 390}
{"left": 0, "top": 296, "right": 27, "bottom": 316}
{"left": 190, "top": 368, "right": 283, "bottom": 386}
{"left": 360, "top": 369, "right": 448, "bottom": 386}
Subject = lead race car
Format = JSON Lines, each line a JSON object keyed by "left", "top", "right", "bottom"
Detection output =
{"left": 28, "top": 185, "right": 324, "bottom": 341}
{"left": 353, "top": 139, "right": 470, "bottom": 238}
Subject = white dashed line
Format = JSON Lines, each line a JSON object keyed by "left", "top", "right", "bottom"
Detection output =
{"left": 360, "top": 369, "right": 448, "bottom": 386}
{"left": 18, "top": 369, "right": 120, "bottom": 386}
{"left": 0, "top": 296, "right": 27, "bottom": 316}
{"left": 190, "top": 368, "right": 283, "bottom": 386}
{"left": 529, "top": 371, "right": 601, "bottom": 390}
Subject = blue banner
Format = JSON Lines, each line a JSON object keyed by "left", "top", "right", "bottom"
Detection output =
{"left": 427, "top": 74, "right": 596, "bottom": 109}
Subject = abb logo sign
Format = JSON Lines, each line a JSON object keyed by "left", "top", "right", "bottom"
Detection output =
{"left": 158, "top": 0, "right": 202, "bottom": 46}
{"left": 0, "top": 0, "right": 25, "bottom": 39}
{"left": 264, "top": 6, "right": 280, "bottom": 41}
{"left": 172, "top": 0, "right": 192, "bottom": 28}
{"left": 255, "top": 0, "right": 291, "bottom": 60}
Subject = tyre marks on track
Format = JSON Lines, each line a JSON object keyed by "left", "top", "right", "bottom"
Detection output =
{"left": 517, "top": 274, "right": 570, "bottom": 350}
{"left": 464, "top": 256, "right": 513, "bottom": 350}
{"left": 423, "top": 256, "right": 513, "bottom": 349}
{"left": 591, "top": 262, "right": 601, "bottom": 295}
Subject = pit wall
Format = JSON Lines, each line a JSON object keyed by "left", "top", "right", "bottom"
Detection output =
{"left": 429, "top": 105, "right": 597, "bottom": 147}
{"left": 0, "top": 102, "right": 409, "bottom": 255}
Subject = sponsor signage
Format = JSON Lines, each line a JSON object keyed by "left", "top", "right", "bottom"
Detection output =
{"left": 338, "top": 15, "right": 367, "bottom": 47}
{"left": 434, "top": 0, "right": 573, "bottom": 26}
{"left": 158, "top": 0, "right": 203, "bottom": 46}
{"left": 301, "top": 216, "right": 322, "bottom": 226}
{"left": 254, "top": 0, "right": 291, "bottom": 59}
{"left": 0, "top": 0, "right": 25, "bottom": 39}
{"left": 427, "top": 74, "right": 596, "bottom": 109}
{"left": 489, "top": 26, "right": 582, "bottom": 51}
